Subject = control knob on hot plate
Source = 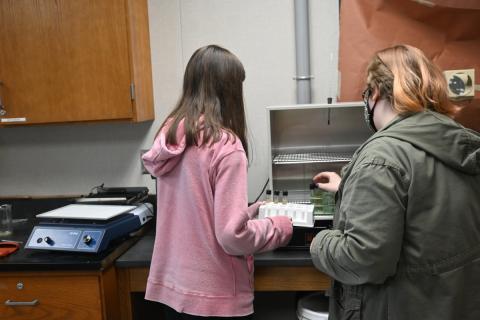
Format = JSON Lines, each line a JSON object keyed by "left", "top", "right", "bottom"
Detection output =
{"left": 44, "top": 236, "right": 54, "bottom": 245}
{"left": 83, "top": 235, "right": 92, "bottom": 245}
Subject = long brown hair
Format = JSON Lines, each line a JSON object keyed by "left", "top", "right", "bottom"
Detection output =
{"left": 366, "top": 44, "right": 455, "bottom": 116}
{"left": 157, "top": 45, "right": 249, "bottom": 158}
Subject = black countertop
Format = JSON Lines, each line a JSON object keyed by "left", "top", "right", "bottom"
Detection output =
{"left": 0, "top": 198, "right": 149, "bottom": 272}
{"left": 116, "top": 228, "right": 315, "bottom": 268}
{"left": 0, "top": 198, "right": 315, "bottom": 271}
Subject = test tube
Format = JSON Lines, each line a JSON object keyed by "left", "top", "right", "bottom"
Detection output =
{"left": 273, "top": 190, "right": 280, "bottom": 203}
{"left": 265, "top": 189, "right": 273, "bottom": 203}
{"left": 282, "top": 190, "right": 288, "bottom": 204}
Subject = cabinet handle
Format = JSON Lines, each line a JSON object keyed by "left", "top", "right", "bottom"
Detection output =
{"left": 0, "top": 81, "right": 6, "bottom": 116}
{"left": 5, "top": 299, "right": 39, "bottom": 306}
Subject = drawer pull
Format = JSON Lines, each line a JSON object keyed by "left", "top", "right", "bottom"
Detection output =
{"left": 5, "top": 299, "right": 39, "bottom": 306}
{"left": 0, "top": 81, "right": 6, "bottom": 116}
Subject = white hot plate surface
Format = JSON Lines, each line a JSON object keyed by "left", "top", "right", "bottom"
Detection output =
{"left": 36, "top": 204, "right": 137, "bottom": 220}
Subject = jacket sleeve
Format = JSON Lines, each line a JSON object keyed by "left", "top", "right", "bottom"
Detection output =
{"left": 213, "top": 151, "right": 293, "bottom": 256}
{"left": 310, "top": 161, "right": 407, "bottom": 285}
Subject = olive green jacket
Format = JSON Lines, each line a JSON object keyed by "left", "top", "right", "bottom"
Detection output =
{"left": 310, "top": 110, "right": 480, "bottom": 320}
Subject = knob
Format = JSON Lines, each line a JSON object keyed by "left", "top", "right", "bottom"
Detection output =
{"left": 83, "top": 235, "right": 92, "bottom": 245}
{"left": 44, "top": 236, "right": 53, "bottom": 245}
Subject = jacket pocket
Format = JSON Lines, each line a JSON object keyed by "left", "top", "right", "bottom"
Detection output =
{"left": 340, "top": 298, "right": 361, "bottom": 320}
{"left": 332, "top": 283, "right": 362, "bottom": 320}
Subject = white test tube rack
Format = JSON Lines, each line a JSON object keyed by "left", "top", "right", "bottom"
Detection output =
{"left": 258, "top": 203, "right": 314, "bottom": 227}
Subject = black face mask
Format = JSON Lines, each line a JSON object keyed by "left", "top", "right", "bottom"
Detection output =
{"left": 362, "top": 88, "right": 378, "bottom": 132}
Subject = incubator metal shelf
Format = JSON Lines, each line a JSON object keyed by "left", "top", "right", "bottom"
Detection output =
{"left": 272, "top": 152, "right": 353, "bottom": 165}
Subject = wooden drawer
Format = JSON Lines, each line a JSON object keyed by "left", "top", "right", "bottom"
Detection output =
{"left": 0, "top": 272, "right": 103, "bottom": 320}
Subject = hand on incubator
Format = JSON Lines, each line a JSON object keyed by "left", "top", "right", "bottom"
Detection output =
{"left": 313, "top": 171, "right": 341, "bottom": 193}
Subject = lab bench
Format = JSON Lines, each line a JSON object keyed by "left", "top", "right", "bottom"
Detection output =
{"left": 115, "top": 229, "right": 330, "bottom": 320}
{"left": 0, "top": 198, "right": 330, "bottom": 319}
{"left": 0, "top": 198, "right": 145, "bottom": 320}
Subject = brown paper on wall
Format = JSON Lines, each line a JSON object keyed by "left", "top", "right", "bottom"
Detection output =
{"left": 425, "top": 0, "right": 480, "bottom": 10}
{"left": 338, "top": 0, "right": 480, "bottom": 131}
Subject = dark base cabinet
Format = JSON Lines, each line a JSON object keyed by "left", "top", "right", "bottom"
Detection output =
{"left": 116, "top": 266, "right": 330, "bottom": 320}
{"left": 130, "top": 292, "right": 302, "bottom": 320}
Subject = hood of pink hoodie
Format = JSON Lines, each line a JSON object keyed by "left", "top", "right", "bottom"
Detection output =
{"left": 142, "top": 119, "right": 187, "bottom": 177}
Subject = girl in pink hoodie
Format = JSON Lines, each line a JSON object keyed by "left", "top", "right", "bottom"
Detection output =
{"left": 142, "top": 45, "right": 293, "bottom": 319}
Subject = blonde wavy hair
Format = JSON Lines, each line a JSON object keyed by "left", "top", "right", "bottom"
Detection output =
{"left": 366, "top": 44, "right": 455, "bottom": 116}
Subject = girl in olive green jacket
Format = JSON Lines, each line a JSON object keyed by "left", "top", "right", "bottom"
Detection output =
{"left": 310, "top": 44, "right": 480, "bottom": 320}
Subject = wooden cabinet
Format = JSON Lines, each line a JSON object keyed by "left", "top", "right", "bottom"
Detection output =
{"left": 0, "top": 267, "right": 119, "bottom": 320}
{"left": 0, "top": 0, "right": 154, "bottom": 126}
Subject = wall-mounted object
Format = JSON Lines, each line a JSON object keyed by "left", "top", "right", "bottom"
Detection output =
{"left": 338, "top": 0, "right": 480, "bottom": 102}
{"left": 0, "top": 0, "right": 154, "bottom": 126}
{"left": 444, "top": 69, "right": 475, "bottom": 100}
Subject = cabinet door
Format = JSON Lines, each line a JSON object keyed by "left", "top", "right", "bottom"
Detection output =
{"left": 0, "top": 0, "right": 133, "bottom": 125}
{"left": 0, "top": 274, "right": 103, "bottom": 320}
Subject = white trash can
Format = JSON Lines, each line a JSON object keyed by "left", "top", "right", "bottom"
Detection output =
{"left": 297, "top": 292, "right": 329, "bottom": 320}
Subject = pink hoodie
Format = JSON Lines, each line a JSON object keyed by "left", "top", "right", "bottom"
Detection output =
{"left": 142, "top": 120, "right": 293, "bottom": 317}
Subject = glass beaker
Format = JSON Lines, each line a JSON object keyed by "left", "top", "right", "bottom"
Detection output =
{"left": 0, "top": 204, "right": 13, "bottom": 236}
